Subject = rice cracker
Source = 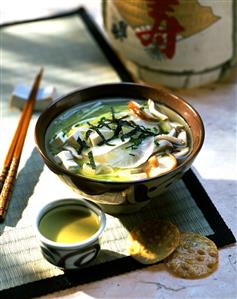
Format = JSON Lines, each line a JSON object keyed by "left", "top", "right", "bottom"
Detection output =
{"left": 165, "top": 232, "right": 218, "bottom": 279}
{"left": 127, "top": 220, "right": 180, "bottom": 264}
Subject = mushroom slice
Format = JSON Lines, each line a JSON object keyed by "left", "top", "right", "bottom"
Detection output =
{"left": 143, "top": 155, "right": 159, "bottom": 176}
{"left": 155, "top": 134, "right": 186, "bottom": 146}
{"left": 177, "top": 130, "right": 187, "bottom": 145}
{"left": 148, "top": 99, "right": 168, "bottom": 121}
{"left": 145, "top": 153, "right": 177, "bottom": 178}
{"left": 128, "top": 100, "right": 156, "bottom": 121}
{"left": 170, "top": 122, "right": 184, "bottom": 129}
{"left": 155, "top": 140, "right": 173, "bottom": 153}
{"left": 173, "top": 147, "right": 190, "bottom": 159}
{"left": 168, "top": 128, "right": 177, "bottom": 137}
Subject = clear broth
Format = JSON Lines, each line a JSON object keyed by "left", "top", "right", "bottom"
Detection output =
{"left": 45, "top": 98, "right": 192, "bottom": 181}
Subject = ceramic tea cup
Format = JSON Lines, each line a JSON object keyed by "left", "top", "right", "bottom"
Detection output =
{"left": 35, "top": 198, "right": 106, "bottom": 270}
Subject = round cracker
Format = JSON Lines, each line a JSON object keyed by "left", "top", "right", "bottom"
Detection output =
{"left": 165, "top": 232, "right": 218, "bottom": 279}
{"left": 127, "top": 220, "right": 180, "bottom": 264}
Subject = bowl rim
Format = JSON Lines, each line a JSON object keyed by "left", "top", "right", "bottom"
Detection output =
{"left": 35, "top": 82, "right": 205, "bottom": 185}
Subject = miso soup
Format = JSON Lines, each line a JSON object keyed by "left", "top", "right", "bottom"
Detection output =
{"left": 46, "top": 98, "right": 192, "bottom": 182}
{"left": 39, "top": 205, "right": 100, "bottom": 244}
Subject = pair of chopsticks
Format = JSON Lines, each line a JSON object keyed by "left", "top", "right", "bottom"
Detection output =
{"left": 0, "top": 68, "right": 43, "bottom": 222}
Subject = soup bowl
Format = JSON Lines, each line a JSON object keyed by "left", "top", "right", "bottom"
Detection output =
{"left": 35, "top": 83, "right": 204, "bottom": 214}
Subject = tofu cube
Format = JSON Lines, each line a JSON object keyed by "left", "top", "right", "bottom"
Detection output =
{"left": 54, "top": 150, "right": 78, "bottom": 170}
{"left": 51, "top": 132, "right": 67, "bottom": 147}
{"left": 67, "top": 129, "right": 83, "bottom": 147}
{"left": 89, "top": 130, "right": 114, "bottom": 147}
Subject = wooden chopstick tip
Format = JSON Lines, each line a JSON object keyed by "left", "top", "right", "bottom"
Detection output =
{"left": 39, "top": 66, "right": 44, "bottom": 75}
{"left": 37, "top": 67, "right": 44, "bottom": 80}
{"left": 33, "top": 67, "right": 44, "bottom": 85}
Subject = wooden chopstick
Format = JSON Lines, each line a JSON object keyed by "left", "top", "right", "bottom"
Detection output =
{"left": 0, "top": 68, "right": 43, "bottom": 222}
{"left": 0, "top": 68, "right": 43, "bottom": 192}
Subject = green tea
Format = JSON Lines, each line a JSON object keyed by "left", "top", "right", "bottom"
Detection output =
{"left": 39, "top": 205, "right": 100, "bottom": 244}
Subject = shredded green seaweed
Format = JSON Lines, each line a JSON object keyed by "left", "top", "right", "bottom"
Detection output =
{"left": 84, "top": 108, "right": 160, "bottom": 150}
{"left": 87, "top": 151, "right": 96, "bottom": 169}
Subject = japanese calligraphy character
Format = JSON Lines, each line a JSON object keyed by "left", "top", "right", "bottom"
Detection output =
{"left": 136, "top": 0, "right": 184, "bottom": 59}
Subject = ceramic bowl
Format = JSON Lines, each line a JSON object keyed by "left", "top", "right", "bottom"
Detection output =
{"left": 35, "top": 198, "right": 106, "bottom": 270}
{"left": 35, "top": 83, "right": 204, "bottom": 214}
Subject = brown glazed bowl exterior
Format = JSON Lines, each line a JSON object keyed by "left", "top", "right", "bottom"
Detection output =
{"left": 35, "top": 83, "right": 204, "bottom": 214}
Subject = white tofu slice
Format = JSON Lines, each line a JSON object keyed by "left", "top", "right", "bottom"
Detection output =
{"left": 63, "top": 146, "right": 82, "bottom": 159}
{"left": 121, "top": 126, "right": 134, "bottom": 135}
{"left": 54, "top": 150, "right": 78, "bottom": 170}
{"left": 56, "top": 150, "right": 73, "bottom": 161}
{"left": 88, "top": 130, "right": 114, "bottom": 147}
{"left": 51, "top": 131, "right": 67, "bottom": 147}
{"left": 67, "top": 129, "right": 83, "bottom": 147}
{"left": 62, "top": 159, "right": 79, "bottom": 170}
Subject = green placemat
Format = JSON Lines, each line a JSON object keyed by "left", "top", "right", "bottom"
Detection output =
{"left": 0, "top": 7, "right": 235, "bottom": 299}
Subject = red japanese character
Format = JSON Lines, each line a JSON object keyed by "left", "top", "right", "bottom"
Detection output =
{"left": 136, "top": 0, "right": 184, "bottom": 59}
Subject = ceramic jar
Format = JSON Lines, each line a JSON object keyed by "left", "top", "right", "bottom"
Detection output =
{"left": 103, "top": 0, "right": 237, "bottom": 88}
